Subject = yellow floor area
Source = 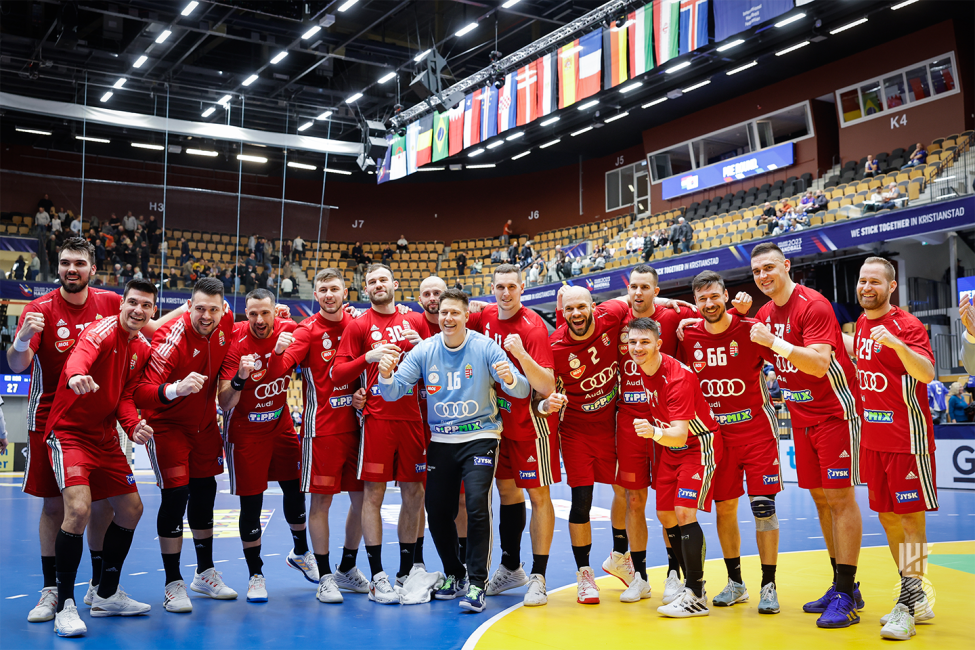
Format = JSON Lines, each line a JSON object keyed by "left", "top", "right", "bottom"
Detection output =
{"left": 467, "top": 542, "right": 974, "bottom": 650}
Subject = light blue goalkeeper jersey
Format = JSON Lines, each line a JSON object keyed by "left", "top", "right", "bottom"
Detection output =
{"left": 378, "top": 330, "right": 530, "bottom": 444}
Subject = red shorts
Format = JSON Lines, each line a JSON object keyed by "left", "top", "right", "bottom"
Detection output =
{"left": 146, "top": 423, "right": 225, "bottom": 489}
{"left": 47, "top": 431, "right": 138, "bottom": 501}
{"left": 301, "top": 432, "right": 364, "bottom": 495}
{"left": 712, "top": 436, "right": 783, "bottom": 501}
{"left": 794, "top": 417, "right": 861, "bottom": 489}
{"left": 615, "top": 411, "right": 658, "bottom": 491}
{"left": 862, "top": 448, "right": 938, "bottom": 514}
{"left": 226, "top": 427, "right": 301, "bottom": 496}
{"left": 23, "top": 431, "right": 61, "bottom": 498}
{"left": 359, "top": 417, "right": 426, "bottom": 483}
{"left": 495, "top": 432, "right": 561, "bottom": 488}
{"left": 655, "top": 431, "right": 721, "bottom": 513}
{"left": 559, "top": 417, "right": 617, "bottom": 488}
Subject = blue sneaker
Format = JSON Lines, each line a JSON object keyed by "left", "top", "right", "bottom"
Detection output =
{"left": 803, "top": 582, "right": 865, "bottom": 613}
{"left": 816, "top": 592, "right": 860, "bottom": 628}
{"left": 459, "top": 585, "right": 486, "bottom": 613}
{"left": 434, "top": 575, "right": 469, "bottom": 600}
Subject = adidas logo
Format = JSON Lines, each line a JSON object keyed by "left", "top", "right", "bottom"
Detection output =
{"left": 694, "top": 342, "right": 702, "bottom": 348}
{"left": 839, "top": 450, "right": 850, "bottom": 458}
{"left": 430, "top": 365, "right": 438, "bottom": 371}
{"left": 692, "top": 473, "right": 701, "bottom": 480}
{"left": 370, "top": 325, "right": 379, "bottom": 330}
{"left": 193, "top": 349, "right": 201, "bottom": 357}
{"left": 105, "top": 567, "right": 119, "bottom": 573}
{"left": 773, "top": 459, "right": 779, "bottom": 465}
{"left": 906, "top": 471, "right": 918, "bottom": 480}
{"left": 57, "top": 319, "right": 67, "bottom": 326}
{"left": 526, "top": 455, "right": 536, "bottom": 462}
{"left": 195, "top": 543, "right": 205, "bottom": 548}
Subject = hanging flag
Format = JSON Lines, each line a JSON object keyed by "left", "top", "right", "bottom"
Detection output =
{"left": 603, "top": 22, "right": 628, "bottom": 89}
{"left": 480, "top": 85, "right": 498, "bottom": 141}
{"left": 516, "top": 64, "right": 536, "bottom": 126}
{"left": 654, "top": 0, "right": 679, "bottom": 65}
{"left": 416, "top": 114, "right": 433, "bottom": 167}
{"left": 389, "top": 134, "right": 407, "bottom": 181}
{"left": 713, "top": 0, "right": 793, "bottom": 42}
{"left": 497, "top": 71, "right": 518, "bottom": 133}
{"left": 535, "top": 53, "right": 556, "bottom": 117}
{"left": 679, "top": 0, "right": 709, "bottom": 55}
{"left": 577, "top": 30, "right": 602, "bottom": 101}
{"left": 405, "top": 121, "right": 420, "bottom": 175}
{"left": 463, "top": 93, "right": 481, "bottom": 149}
{"left": 628, "top": 2, "right": 655, "bottom": 77}
{"left": 448, "top": 103, "right": 464, "bottom": 156}
{"left": 377, "top": 136, "right": 392, "bottom": 184}
{"left": 558, "top": 39, "right": 579, "bottom": 109}
{"left": 432, "top": 110, "right": 449, "bottom": 162}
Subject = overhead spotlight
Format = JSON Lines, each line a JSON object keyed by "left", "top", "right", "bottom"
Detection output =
{"left": 16, "top": 127, "right": 53, "bottom": 136}
{"left": 242, "top": 74, "right": 258, "bottom": 86}
{"left": 217, "top": 94, "right": 233, "bottom": 106}
{"left": 345, "top": 92, "right": 363, "bottom": 103}
{"left": 393, "top": 103, "right": 404, "bottom": 114}
{"left": 490, "top": 50, "right": 502, "bottom": 63}
{"left": 378, "top": 71, "right": 397, "bottom": 83}
{"left": 270, "top": 51, "right": 289, "bottom": 64}
{"left": 155, "top": 30, "right": 172, "bottom": 44}
{"left": 302, "top": 25, "right": 322, "bottom": 39}
{"left": 201, "top": 107, "right": 216, "bottom": 117}
{"left": 493, "top": 75, "right": 505, "bottom": 89}
{"left": 237, "top": 154, "right": 268, "bottom": 163}
{"left": 316, "top": 110, "right": 332, "bottom": 120}
{"left": 615, "top": 13, "right": 628, "bottom": 28}
{"left": 113, "top": 78, "right": 126, "bottom": 89}
{"left": 396, "top": 125, "right": 407, "bottom": 137}
{"left": 298, "top": 121, "right": 314, "bottom": 132}
{"left": 180, "top": 2, "right": 199, "bottom": 16}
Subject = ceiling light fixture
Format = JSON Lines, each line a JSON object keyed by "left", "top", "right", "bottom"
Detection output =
{"left": 469, "top": 148, "right": 485, "bottom": 157}
{"left": 506, "top": 132, "right": 524, "bottom": 141}
{"left": 16, "top": 127, "right": 52, "bottom": 136}
{"left": 467, "top": 164, "right": 496, "bottom": 169}
{"left": 378, "top": 71, "right": 397, "bottom": 83}
{"left": 113, "top": 78, "right": 126, "bottom": 89}
{"left": 774, "top": 13, "right": 805, "bottom": 28}
{"left": 830, "top": 17, "right": 868, "bottom": 34}
{"left": 237, "top": 154, "right": 267, "bottom": 163}
{"left": 577, "top": 100, "right": 599, "bottom": 111}
{"left": 619, "top": 81, "right": 643, "bottom": 94}
{"left": 486, "top": 141, "right": 503, "bottom": 149}
{"left": 132, "top": 142, "right": 165, "bottom": 150}
{"left": 270, "top": 51, "right": 289, "bottom": 64}
{"left": 316, "top": 111, "right": 333, "bottom": 120}
{"left": 511, "top": 150, "right": 531, "bottom": 160}
{"left": 571, "top": 126, "right": 593, "bottom": 136}
{"left": 298, "top": 121, "right": 314, "bottom": 132}
{"left": 716, "top": 38, "right": 744, "bottom": 52}
{"left": 642, "top": 97, "right": 668, "bottom": 108}
{"left": 287, "top": 161, "right": 317, "bottom": 170}
{"left": 665, "top": 61, "right": 691, "bottom": 74}
{"left": 501, "top": 0, "right": 521, "bottom": 7}
{"left": 201, "top": 107, "right": 216, "bottom": 117}
{"left": 540, "top": 116, "right": 560, "bottom": 126}
{"left": 186, "top": 148, "right": 218, "bottom": 156}
{"left": 337, "top": 0, "right": 358, "bottom": 11}
{"left": 345, "top": 92, "right": 363, "bottom": 103}
{"left": 302, "top": 25, "right": 321, "bottom": 39}
{"left": 726, "top": 61, "right": 758, "bottom": 75}
{"left": 604, "top": 111, "right": 629, "bottom": 123}
{"left": 417, "top": 167, "right": 445, "bottom": 172}
{"left": 324, "top": 167, "right": 353, "bottom": 175}
{"left": 682, "top": 80, "right": 711, "bottom": 92}
{"left": 242, "top": 74, "right": 258, "bottom": 86}
{"left": 133, "top": 55, "right": 148, "bottom": 68}
{"left": 414, "top": 49, "right": 431, "bottom": 62}
{"left": 180, "top": 1, "right": 199, "bottom": 16}
{"left": 99, "top": 91, "right": 113, "bottom": 102}
{"left": 891, "top": 0, "right": 919, "bottom": 8}
{"left": 775, "top": 41, "right": 810, "bottom": 56}
{"left": 539, "top": 138, "right": 560, "bottom": 149}
{"left": 455, "top": 23, "right": 478, "bottom": 37}
{"left": 155, "top": 30, "right": 172, "bottom": 44}
{"left": 217, "top": 94, "right": 233, "bottom": 105}
{"left": 76, "top": 136, "right": 110, "bottom": 143}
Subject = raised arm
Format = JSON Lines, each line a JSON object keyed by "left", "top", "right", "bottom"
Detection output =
{"left": 376, "top": 346, "right": 423, "bottom": 402}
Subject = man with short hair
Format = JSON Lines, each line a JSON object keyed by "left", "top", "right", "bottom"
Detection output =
{"left": 901, "top": 143, "right": 927, "bottom": 170}
{"left": 377, "top": 288, "right": 530, "bottom": 613}
{"left": 864, "top": 155, "right": 880, "bottom": 177}
{"left": 35, "top": 206, "right": 51, "bottom": 235}
{"left": 217, "top": 289, "right": 313, "bottom": 603}
{"left": 45, "top": 279, "right": 159, "bottom": 636}
{"left": 749, "top": 242, "right": 863, "bottom": 628}
{"left": 849, "top": 257, "right": 938, "bottom": 640}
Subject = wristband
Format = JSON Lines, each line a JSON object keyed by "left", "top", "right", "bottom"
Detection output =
{"left": 231, "top": 375, "right": 246, "bottom": 391}
{"left": 13, "top": 337, "right": 30, "bottom": 352}
{"left": 164, "top": 382, "right": 180, "bottom": 401}
{"left": 538, "top": 400, "right": 552, "bottom": 415}
{"left": 652, "top": 427, "right": 664, "bottom": 442}
{"left": 771, "top": 337, "right": 795, "bottom": 358}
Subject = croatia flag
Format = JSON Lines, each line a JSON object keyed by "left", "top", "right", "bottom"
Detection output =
{"left": 679, "top": 0, "right": 708, "bottom": 55}
{"left": 516, "top": 64, "right": 536, "bottom": 125}
{"left": 497, "top": 72, "right": 518, "bottom": 133}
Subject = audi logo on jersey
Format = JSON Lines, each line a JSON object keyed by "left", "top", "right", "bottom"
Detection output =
{"left": 857, "top": 369, "right": 888, "bottom": 392}
{"left": 255, "top": 377, "right": 289, "bottom": 400}
{"left": 700, "top": 379, "right": 746, "bottom": 397}
{"left": 580, "top": 362, "right": 619, "bottom": 392}
{"left": 775, "top": 356, "right": 798, "bottom": 375}
{"left": 434, "top": 400, "right": 480, "bottom": 418}
{"left": 624, "top": 359, "right": 640, "bottom": 377}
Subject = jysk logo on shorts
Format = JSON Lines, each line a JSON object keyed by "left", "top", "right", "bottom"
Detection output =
{"left": 827, "top": 468, "right": 849, "bottom": 480}
{"left": 762, "top": 474, "right": 780, "bottom": 485}
{"left": 126, "top": 474, "right": 135, "bottom": 485}
{"left": 248, "top": 407, "right": 283, "bottom": 423}
{"left": 415, "top": 463, "right": 427, "bottom": 473}
{"left": 473, "top": 456, "right": 493, "bottom": 467}
{"left": 895, "top": 490, "right": 919, "bottom": 503}
{"left": 329, "top": 395, "right": 353, "bottom": 408}
{"left": 864, "top": 409, "right": 894, "bottom": 424}
{"left": 519, "top": 470, "right": 537, "bottom": 480}
{"left": 677, "top": 488, "right": 698, "bottom": 500}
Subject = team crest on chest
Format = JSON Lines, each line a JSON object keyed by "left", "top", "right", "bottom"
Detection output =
{"left": 251, "top": 369, "right": 267, "bottom": 382}
{"left": 730, "top": 341, "right": 739, "bottom": 357}
{"left": 130, "top": 353, "right": 139, "bottom": 370}
{"left": 601, "top": 333, "right": 611, "bottom": 347}
{"left": 218, "top": 330, "right": 226, "bottom": 346}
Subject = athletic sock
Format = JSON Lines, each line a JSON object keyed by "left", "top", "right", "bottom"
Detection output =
{"left": 458, "top": 537, "right": 468, "bottom": 562}
{"left": 612, "top": 527, "right": 628, "bottom": 555}
{"left": 414, "top": 536, "right": 425, "bottom": 566}
{"left": 55, "top": 530, "right": 84, "bottom": 613}
{"left": 365, "top": 545, "right": 383, "bottom": 578}
{"left": 898, "top": 576, "right": 923, "bottom": 615}
{"left": 531, "top": 554, "right": 549, "bottom": 577}
{"left": 680, "top": 522, "right": 706, "bottom": 598}
{"left": 315, "top": 553, "right": 331, "bottom": 575}
{"left": 724, "top": 556, "right": 742, "bottom": 584}
{"left": 631, "top": 550, "right": 648, "bottom": 581}
{"left": 397, "top": 542, "right": 416, "bottom": 578}
{"left": 571, "top": 544, "right": 592, "bottom": 570}
{"left": 830, "top": 556, "right": 837, "bottom": 584}
{"left": 499, "top": 503, "right": 526, "bottom": 571}
{"left": 666, "top": 526, "right": 685, "bottom": 579}
{"left": 835, "top": 564, "right": 857, "bottom": 598}
{"left": 338, "top": 547, "right": 358, "bottom": 573}
{"left": 243, "top": 546, "right": 264, "bottom": 577}
{"left": 291, "top": 528, "right": 309, "bottom": 556}
{"left": 194, "top": 535, "right": 214, "bottom": 573}
{"left": 162, "top": 552, "right": 183, "bottom": 584}
{"left": 90, "top": 551, "right": 103, "bottom": 587}
{"left": 97, "top": 522, "right": 135, "bottom": 599}
{"left": 665, "top": 546, "right": 680, "bottom": 579}
{"left": 761, "top": 564, "right": 777, "bottom": 587}
{"left": 42, "top": 555, "right": 57, "bottom": 588}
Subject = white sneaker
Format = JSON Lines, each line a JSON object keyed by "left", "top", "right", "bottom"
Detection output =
{"left": 27, "top": 586, "right": 58, "bottom": 623}
{"left": 191, "top": 568, "right": 238, "bottom": 600}
{"left": 658, "top": 586, "right": 709, "bottom": 618}
{"left": 90, "top": 587, "right": 151, "bottom": 617}
{"left": 334, "top": 566, "right": 370, "bottom": 593}
{"left": 317, "top": 574, "right": 343, "bottom": 604}
{"left": 486, "top": 563, "right": 530, "bottom": 596}
{"left": 164, "top": 580, "right": 193, "bottom": 613}
{"left": 287, "top": 549, "right": 320, "bottom": 583}
{"left": 53, "top": 599, "right": 86, "bottom": 637}
{"left": 602, "top": 551, "right": 635, "bottom": 587}
{"left": 524, "top": 574, "right": 548, "bottom": 607}
{"left": 880, "top": 592, "right": 935, "bottom": 624}
{"left": 881, "top": 603, "right": 917, "bottom": 640}
{"left": 368, "top": 571, "right": 399, "bottom": 604}
{"left": 620, "top": 574, "right": 653, "bottom": 603}
{"left": 662, "top": 570, "right": 684, "bottom": 605}
{"left": 246, "top": 574, "right": 268, "bottom": 603}
{"left": 576, "top": 566, "right": 600, "bottom": 604}
{"left": 83, "top": 581, "right": 96, "bottom": 606}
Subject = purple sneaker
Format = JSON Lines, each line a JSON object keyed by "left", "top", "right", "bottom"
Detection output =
{"left": 803, "top": 582, "right": 865, "bottom": 613}
{"left": 816, "top": 592, "right": 861, "bottom": 628}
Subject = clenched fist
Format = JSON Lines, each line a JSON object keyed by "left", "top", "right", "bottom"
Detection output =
{"left": 175, "top": 372, "right": 207, "bottom": 397}
{"left": 275, "top": 331, "right": 295, "bottom": 355}
{"left": 237, "top": 354, "right": 258, "bottom": 380}
{"left": 493, "top": 360, "right": 514, "bottom": 385}
{"left": 68, "top": 375, "right": 99, "bottom": 395}
{"left": 17, "top": 312, "right": 45, "bottom": 342}
{"left": 130, "top": 419, "right": 154, "bottom": 445}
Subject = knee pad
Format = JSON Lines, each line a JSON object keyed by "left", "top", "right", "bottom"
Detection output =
{"left": 569, "top": 486, "right": 594, "bottom": 524}
{"left": 157, "top": 485, "right": 190, "bottom": 538}
{"left": 749, "top": 495, "right": 779, "bottom": 532}
{"left": 187, "top": 477, "right": 217, "bottom": 530}
{"left": 239, "top": 494, "right": 264, "bottom": 543}
{"left": 279, "top": 480, "right": 306, "bottom": 525}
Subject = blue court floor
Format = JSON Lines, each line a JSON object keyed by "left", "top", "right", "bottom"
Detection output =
{"left": 1, "top": 474, "right": 973, "bottom": 650}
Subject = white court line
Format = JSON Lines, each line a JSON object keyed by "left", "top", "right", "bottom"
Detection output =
{"left": 74, "top": 582, "right": 87, "bottom": 586}
{"left": 129, "top": 572, "right": 148, "bottom": 576}
{"left": 214, "top": 559, "right": 229, "bottom": 563}
{"left": 6, "top": 594, "right": 27, "bottom": 599}
{"left": 264, "top": 553, "right": 280, "bottom": 557}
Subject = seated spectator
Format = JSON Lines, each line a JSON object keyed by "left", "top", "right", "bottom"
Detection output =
{"left": 592, "top": 254, "right": 606, "bottom": 271}
{"left": 146, "top": 266, "right": 159, "bottom": 283}
{"left": 351, "top": 241, "right": 369, "bottom": 266}
{"left": 454, "top": 278, "right": 464, "bottom": 291}
{"left": 220, "top": 269, "right": 234, "bottom": 294}
{"left": 396, "top": 235, "right": 409, "bottom": 252}
{"left": 813, "top": 190, "right": 828, "bottom": 213}
{"left": 132, "top": 267, "right": 144, "bottom": 281}
{"left": 902, "top": 143, "right": 927, "bottom": 170}
{"left": 862, "top": 189, "right": 885, "bottom": 213}
{"left": 69, "top": 215, "right": 82, "bottom": 235}
{"left": 864, "top": 154, "right": 880, "bottom": 177}
{"left": 471, "top": 259, "right": 484, "bottom": 275}
{"left": 880, "top": 183, "right": 902, "bottom": 210}
{"left": 490, "top": 249, "right": 503, "bottom": 264}
{"left": 381, "top": 245, "right": 394, "bottom": 263}
{"left": 456, "top": 251, "right": 468, "bottom": 276}
{"left": 798, "top": 191, "right": 816, "bottom": 213}
{"left": 625, "top": 234, "right": 640, "bottom": 254}
{"left": 181, "top": 259, "right": 195, "bottom": 287}
{"left": 571, "top": 257, "right": 582, "bottom": 276}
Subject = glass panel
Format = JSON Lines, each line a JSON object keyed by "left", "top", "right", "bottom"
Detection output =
{"left": 929, "top": 57, "right": 955, "bottom": 95}
{"left": 620, "top": 165, "right": 635, "bottom": 207}
{"left": 649, "top": 144, "right": 692, "bottom": 181}
{"left": 883, "top": 74, "right": 907, "bottom": 109}
{"left": 905, "top": 66, "right": 930, "bottom": 101}
{"left": 694, "top": 125, "right": 751, "bottom": 166}
{"left": 859, "top": 80, "right": 884, "bottom": 116}
{"left": 757, "top": 104, "right": 810, "bottom": 145}
{"left": 606, "top": 170, "right": 621, "bottom": 210}
{"left": 636, "top": 173, "right": 649, "bottom": 200}
{"left": 839, "top": 88, "right": 862, "bottom": 123}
